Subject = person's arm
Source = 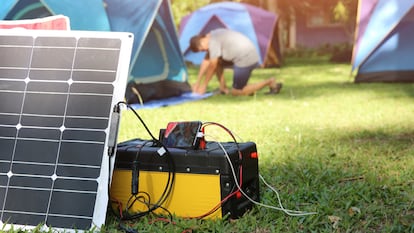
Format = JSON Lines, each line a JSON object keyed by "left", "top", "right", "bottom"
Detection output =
{"left": 217, "top": 68, "right": 228, "bottom": 94}
{"left": 196, "top": 58, "right": 218, "bottom": 94}
{"left": 192, "top": 58, "right": 210, "bottom": 92}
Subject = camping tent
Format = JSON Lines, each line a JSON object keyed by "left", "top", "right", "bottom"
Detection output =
{"left": 0, "top": 14, "right": 70, "bottom": 30}
{"left": 352, "top": 0, "right": 414, "bottom": 83}
{"left": 179, "top": 2, "right": 282, "bottom": 68}
{"left": 0, "top": 0, "right": 190, "bottom": 102}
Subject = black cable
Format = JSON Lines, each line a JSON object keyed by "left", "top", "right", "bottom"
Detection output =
{"left": 117, "top": 101, "right": 158, "bottom": 141}
{"left": 155, "top": 205, "right": 174, "bottom": 222}
{"left": 131, "top": 140, "right": 152, "bottom": 195}
{"left": 122, "top": 147, "right": 175, "bottom": 220}
{"left": 110, "top": 102, "right": 176, "bottom": 221}
{"left": 127, "top": 191, "right": 151, "bottom": 211}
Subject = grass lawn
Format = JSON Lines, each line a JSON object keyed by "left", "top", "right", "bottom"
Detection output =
{"left": 106, "top": 56, "right": 414, "bottom": 233}
{"left": 7, "top": 57, "right": 412, "bottom": 233}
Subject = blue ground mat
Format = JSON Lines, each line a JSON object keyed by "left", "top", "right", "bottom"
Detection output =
{"left": 129, "top": 92, "right": 213, "bottom": 109}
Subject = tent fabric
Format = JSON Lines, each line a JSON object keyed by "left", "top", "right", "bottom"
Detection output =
{"left": 0, "top": 14, "right": 69, "bottom": 30}
{"left": 125, "top": 80, "right": 191, "bottom": 105}
{"left": 352, "top": 0, "right": 414, "bottom": 83}
{"left": 0, "top": 0, "right": 190, "bottom": 102}
{"left": 108, "top": 0, "right": 188, "bottom": 84}
{"left": 2, "top": 0, "right": 110, "bottom": 30}
{"left": 179, "top": 2, "right": 281, "bottom": 68}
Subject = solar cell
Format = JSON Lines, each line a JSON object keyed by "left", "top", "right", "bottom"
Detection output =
{"left": 0, "top": 29, "right": 133, "bottom": 232}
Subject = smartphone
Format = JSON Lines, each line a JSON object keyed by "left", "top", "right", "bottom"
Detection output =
{"left": 163, "top": 121, "right": 202, "bottom": 149}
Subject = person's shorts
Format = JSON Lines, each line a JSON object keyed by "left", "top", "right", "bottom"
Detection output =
{"left": 232, "top": 63, "right": 258, "bottom": 90}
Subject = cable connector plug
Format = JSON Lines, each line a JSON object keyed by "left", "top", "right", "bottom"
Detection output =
{"left": 131, "top": 161, "right": 139, "bottom": 195}
{"left": 198, "top": 128, "right": 206, "bottom": 150}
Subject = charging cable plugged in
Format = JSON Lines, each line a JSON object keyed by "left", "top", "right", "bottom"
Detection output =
{"left": 197, "top": 130, "right": 206, "bottom": 150}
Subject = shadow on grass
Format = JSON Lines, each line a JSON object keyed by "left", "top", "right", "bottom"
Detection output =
{"left": 258, "top": 128, "right": 414, "bottom": 232}
{"left": 286, "top": 58, "right": 414, "bottom": 98}
{"left": 202, "top": 80, "right": 414, "bottom": 105}
{"left": 189, "top": 56, "right": 414, "bottom": 103}
{"left": 286, "top": 81, "right": 414, "bottom": 99}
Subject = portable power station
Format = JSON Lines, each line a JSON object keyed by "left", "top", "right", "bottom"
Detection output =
{"left": 110, "top": 138, "right": 260, "bottom": 219}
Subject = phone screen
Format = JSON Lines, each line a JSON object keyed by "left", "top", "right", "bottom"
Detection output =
{"left": 163, "top": 121, "right": 202, "bottom": 149}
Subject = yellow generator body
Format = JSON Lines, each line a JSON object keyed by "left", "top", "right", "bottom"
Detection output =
{"left": 110, "top": 139, "right": 259, "bottom": 219}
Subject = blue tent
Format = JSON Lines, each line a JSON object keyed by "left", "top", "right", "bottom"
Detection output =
{"left": 352, "top": 0, "right": 414, "bottom": 83}
{"left": 0, "top": 0, "right": 190, "bottom": 102}
{"left": 179, "top": 2, "right": 281, "bottom": 68}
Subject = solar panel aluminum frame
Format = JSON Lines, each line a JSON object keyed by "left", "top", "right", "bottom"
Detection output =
{"left": 0, "top": 29, "right": 133, "bottom": 232}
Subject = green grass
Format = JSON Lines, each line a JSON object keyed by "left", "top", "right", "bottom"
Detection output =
{"left": 106, "top": 56, "right": 414, "bottom": 233}
{"left": 8, "top": 57, "right": 414, "bottom": 232}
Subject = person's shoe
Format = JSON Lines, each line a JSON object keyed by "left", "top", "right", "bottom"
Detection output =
{"left": 266, "top": 82, "right": 283, "bottom": 94}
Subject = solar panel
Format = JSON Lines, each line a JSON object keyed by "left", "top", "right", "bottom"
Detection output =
{"left": 0, "top": 29, "right": 133, "bottom": 232}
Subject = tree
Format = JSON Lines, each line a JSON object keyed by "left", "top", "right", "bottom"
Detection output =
{"left": 171, "top": 0, "right": 357, "bottom": 52}
{"left": 276, "top": 0, "right": 357, "bottom": 30}
{"left": 170, "top": 0, "right": 210, "bottom": 28}
{"left": 333, "top": 0, "right": 358, "bottom": 38}
{"left": 275, "top": 0, "right": 357, "bottom": 49}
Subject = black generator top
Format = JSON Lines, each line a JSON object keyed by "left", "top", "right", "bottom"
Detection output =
{"left": 114, "top": 138, "right": 258, "bottom": 175}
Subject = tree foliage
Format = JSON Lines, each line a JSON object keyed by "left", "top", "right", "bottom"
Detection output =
{"left": 277, "top": 0, "right": 357, "bottom": 20}
{"left": 170, "top": 0, "right": 358, "bottom": 49}
{"left": 334, "top": 1, "right": 349, "bottom": 22}
{"left": 171, "top": 0, "right": 357, "bottom": 28}
{"left": 170, "top": 0, "right": 210, "bottom": 28}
